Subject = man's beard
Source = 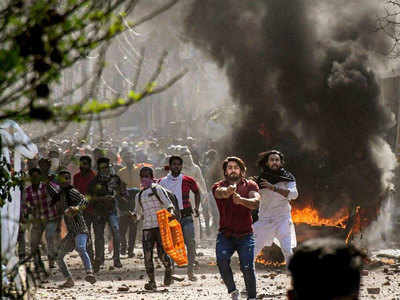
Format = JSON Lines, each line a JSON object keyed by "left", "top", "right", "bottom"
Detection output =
{"left": 227, "top": 173, "right": 240, "bottom": 181}
{"left": 171, "top": 169, "right": 181, "bottom": 176}
{"left": 267, "top": 165, "right": 281, "bottom": 172}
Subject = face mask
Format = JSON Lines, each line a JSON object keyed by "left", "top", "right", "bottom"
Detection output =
{"left": 141, "top": 177, "right": 153, "bottom": 189}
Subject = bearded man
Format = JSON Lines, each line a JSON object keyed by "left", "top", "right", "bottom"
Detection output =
{"left": 212, "top": 157, "right": 260, "bottom": 300}
{"left": 253, "top": 150, "right": 298, "bottom": 264}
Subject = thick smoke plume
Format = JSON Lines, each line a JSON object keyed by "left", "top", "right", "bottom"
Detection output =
{"left": 184, "top": 0, "right": 397, "bottom": 217}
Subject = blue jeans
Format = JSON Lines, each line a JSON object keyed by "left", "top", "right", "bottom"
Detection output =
{"left": 94, "top": 213, "right": 120, "bottom": 263}
{"left": 216, "top": 232, "right": 256, "bottom": 299}
{"left": 181, "top": 216, "right": 196, "bottom": 274}
{"left": 57, "top": 233, "right": 92, "bottom": 278}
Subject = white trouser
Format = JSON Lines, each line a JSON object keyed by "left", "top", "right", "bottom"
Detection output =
{"left": 253, "top": 215, "right": 296, "bottom": 263}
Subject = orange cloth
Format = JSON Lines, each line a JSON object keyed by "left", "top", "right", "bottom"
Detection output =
{"left": 157, "top": 209, "right": 188, "bottom": 266}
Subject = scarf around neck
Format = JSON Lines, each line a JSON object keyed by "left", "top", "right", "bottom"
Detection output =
{"left": 257, "top": 167, "right": 295, "bottom": 185}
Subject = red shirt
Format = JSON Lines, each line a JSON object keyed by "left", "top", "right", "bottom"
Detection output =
{"left": 212, "top": 178, "right": 259, "bottom": 237}
{"left": 23, "top": 182, "right": 60, "bottom": 222}
{"left": 181, "top": 175, "right": 199, "bottom": 209}
{"left": 73, "top": 170, "right": 96, "bottom": 195}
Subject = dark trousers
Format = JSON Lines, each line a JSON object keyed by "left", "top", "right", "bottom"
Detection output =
{"left": 119, "top": 215, "right": 137, "bottom": 255}
{"left": 216, "top": 232, "right": 256, "bottom": 299}
{"left": 17, "top": 225, "right": 26, "bottom": 259}
{"left": 94, "top": 213, "right": 120, "bottom": 264}
{"left": 142, "top": 228, "right": 172, "bottom": 282}
{"left": 30, "top": 220, "right": 58, "bottom": 269}
{"left": 83, "top": 212, "right": 95, "bottom": 263}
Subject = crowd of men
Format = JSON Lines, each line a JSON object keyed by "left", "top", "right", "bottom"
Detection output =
{"left": 18, "top": 135, "right": 220, "bottom": 286}
{"left": 17, "top": 134, "right": 365, "bottom": 300}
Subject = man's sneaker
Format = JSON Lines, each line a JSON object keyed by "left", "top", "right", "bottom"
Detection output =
{"left": 58, "top": 278, "right": 74, "bottom": 289}
{"left": 114, "top": 260, "right": 122, "bottom": 268}
{"left": 85, "top": 272, "right": 96, "bottom": 284}
{"left": 230, "top": 289, "right": 239, "bottom": 300}
{"left": 144, "top": 281, "right": 157, "bottom": 291}
{"left": 164, "top": 269, "right": 173, "bottom": 286}
{"left": 120, "top": 249, "right": 126, "bottom": 256}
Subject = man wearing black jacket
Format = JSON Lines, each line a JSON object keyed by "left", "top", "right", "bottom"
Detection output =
{"left": 88, "top": 157, "right": 123, "bottom": 272}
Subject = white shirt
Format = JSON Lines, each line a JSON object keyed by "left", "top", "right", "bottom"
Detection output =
{"left": 159, "top": 173, "right": 183, "bottom": 209}
{"left": 258, "top": 181, "right": 298, "bottom": 219}
{"left": 134, "top": 183, "right": 173, "bottom": 230}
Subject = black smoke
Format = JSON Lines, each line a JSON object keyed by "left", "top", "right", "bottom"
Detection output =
{"left": 184, "top": 0, "right": 396, "bottom": 216}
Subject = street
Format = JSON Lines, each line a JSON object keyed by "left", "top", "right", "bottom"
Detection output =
{"left": 33, "top": 243, "right": 400, "bottom": 300}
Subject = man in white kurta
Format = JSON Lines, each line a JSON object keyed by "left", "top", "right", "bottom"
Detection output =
{"left": 253, "top": 150, "right": 298, "bottom": 264}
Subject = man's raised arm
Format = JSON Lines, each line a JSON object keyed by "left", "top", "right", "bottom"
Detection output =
{"left": 214, "top": 185, "right": 236, "bottom": 199}
{"left": 233, "top": 190, "right": 260, "bottom": 210}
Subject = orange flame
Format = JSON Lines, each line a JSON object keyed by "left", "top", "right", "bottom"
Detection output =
{"left": 255, "top": 255, "right": 285, "bottom": 267}
{"left": 291, "top": 206, "right": 349, "bottom": 228}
